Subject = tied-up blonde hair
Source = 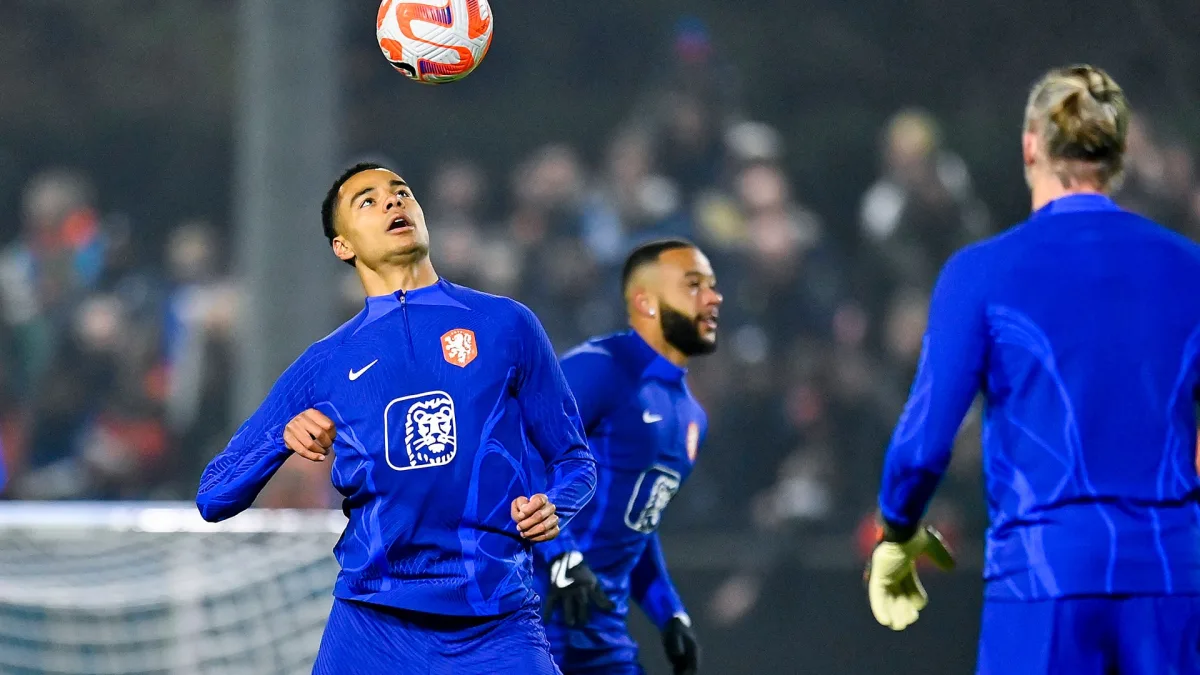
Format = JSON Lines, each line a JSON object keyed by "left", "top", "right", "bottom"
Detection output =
{"left": 1024, "top": 64, "right": 1130, "bottom": 190}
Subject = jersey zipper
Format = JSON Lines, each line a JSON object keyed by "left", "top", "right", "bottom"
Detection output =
{"left": 400, "top": 292, "right": 415, "bottom": 355}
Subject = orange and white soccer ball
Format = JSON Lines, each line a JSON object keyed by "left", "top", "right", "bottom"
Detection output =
{"left": 376, "top": 0, "right": 494, "bottom": 85}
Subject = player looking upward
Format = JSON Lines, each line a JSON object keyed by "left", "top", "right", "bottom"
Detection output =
{"left": 196, "top": 162, "right": 597, "bottom": 674}
{"left": 866, "top": 65, "right": 1200, "bottom": 674}
{"left": 536, "top": 239, "right": 721, "bottom": 675}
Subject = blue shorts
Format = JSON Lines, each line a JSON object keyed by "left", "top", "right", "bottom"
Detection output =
{"left": 312, "top": 598, "right": 560, "bottom": 675}
{"left": 977, "top": 596, "right": 1200, "bottom": 674}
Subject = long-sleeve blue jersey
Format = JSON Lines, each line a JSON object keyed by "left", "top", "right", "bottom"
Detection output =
{"left": 197, "top": 279, "right": 597, "bottom": 616}
{"left": 879, "top": 194, "right": 1200, "bottom": 601}
{"left": 535, "top": 330, "right": 707, "bottom": 639}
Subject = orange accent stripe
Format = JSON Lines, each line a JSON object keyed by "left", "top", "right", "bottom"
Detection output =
{"left": 377, "top": 0, "right": 393, "bottom": 30}
{"left": 395, "top": 1, "right": 478, "bottom": 77}
{"left": 379, "top": 37, "right": 405, "bottom": 63}
{"left": 465, "top": 0, "right": 491, "bottom": 39}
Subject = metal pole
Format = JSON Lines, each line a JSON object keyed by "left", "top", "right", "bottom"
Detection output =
{"left": 232, "top": 0, "right": 343, "bottom": 420}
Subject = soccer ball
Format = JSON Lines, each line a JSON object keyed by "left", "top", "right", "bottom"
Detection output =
{"left": 376, "top": 0, "right": 494, "bottom": 85}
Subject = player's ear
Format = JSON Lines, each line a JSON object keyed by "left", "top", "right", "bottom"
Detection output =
{"left": 1022, "top": 130, "right": 1039, "bottom": 168}
{"left": 332, "top": 235, "right": 356, "bottom": 263}
{"left": 633, "top": 289, "right": 657, "bottom": 318}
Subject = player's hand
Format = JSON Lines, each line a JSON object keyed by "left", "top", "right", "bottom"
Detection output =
{"left": 865, "top": 524, "right": 956, "bottom": 631}
{"left": 542, "top": 551, "right": 615, "bottom": 626}
{"left": 662, "top": 614, "right": 700, "bottom": 675}
{"left": 512, "top": 494, "right": 559, "bottom": 542}
{"left": 283, "top": 409, "right": 336, "bottom": 462}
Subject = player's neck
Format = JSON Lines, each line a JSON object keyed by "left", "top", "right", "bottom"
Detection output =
{"left": 1030, "top": 175, "right": 1108, "bottom": 212}
{"left": 358, "top": 257, "right": 439, "bottom": 296}
{"left": 630, "top": 320, "right": 688, "bottom": 368}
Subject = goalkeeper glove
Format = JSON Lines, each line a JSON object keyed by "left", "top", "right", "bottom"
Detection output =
{"left": 865, "top": 523, "right": 956, "bottom": 631}
{"left": 543, "top": 551, "right": 614, "bottom": 627}
{"left": 662, "top": 613, "right": 700, "bottom": 675}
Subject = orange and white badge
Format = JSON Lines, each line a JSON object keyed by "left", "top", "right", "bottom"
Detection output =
{"left": 686, "top": 422, "right": 700, "bottom": 462}
{"left": 441, "top": 329, "right": 477, "bottom": 367}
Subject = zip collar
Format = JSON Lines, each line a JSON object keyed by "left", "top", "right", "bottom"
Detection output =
{"left": 359, "top": 278, "right": 469, "bottom": 331}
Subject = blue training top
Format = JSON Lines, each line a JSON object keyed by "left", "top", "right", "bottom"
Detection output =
{"left": 880, "top": 194, "right": 1200, "bottom": 600}
{"left": 198, "top": 278, "right": 597, "bottom": 616}
{"left": 536, "top": 330, "right": 707, "bottom": 643}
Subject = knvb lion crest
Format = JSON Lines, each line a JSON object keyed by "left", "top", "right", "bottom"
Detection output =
{"left": 441, "top": 328, "right": 477, "bottom": 367}
{"left": 384, "top": 391, "right": 457, "bottom": 471}
{"left": 624, "top": 465, "right": 682, "bottom": 533}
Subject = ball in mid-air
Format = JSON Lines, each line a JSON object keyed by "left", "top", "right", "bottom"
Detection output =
{"left": 376, "top": 0, "right": 493, "bottom": 85}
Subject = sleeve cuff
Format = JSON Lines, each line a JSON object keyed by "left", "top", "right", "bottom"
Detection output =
{"left": 880, "top": 516, "right": 919, "bottom": 543}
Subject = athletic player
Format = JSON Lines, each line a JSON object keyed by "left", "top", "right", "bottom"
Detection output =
{"left": 536, "top": 239, "right": 721, "bottom": 675}
{"left": 865, "top": 65, "right": 1200, "bottom": 673}
{"left": 196, "top": 163, "right": 597, "bottom": 674}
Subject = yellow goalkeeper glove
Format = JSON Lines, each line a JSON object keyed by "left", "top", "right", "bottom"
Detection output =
{"left": 865, "top": 524, "right": 956, "bottom": 631}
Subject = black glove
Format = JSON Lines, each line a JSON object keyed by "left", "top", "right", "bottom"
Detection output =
{"left": 542, "top": 551, "right": 615, "bottom": 627}
{"left": 662, "top": 614, "right": 700, "bottom": 675}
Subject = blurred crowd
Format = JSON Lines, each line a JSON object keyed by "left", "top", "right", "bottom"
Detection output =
{"left": 4, "top": 21, "right": 1200, "bottom": 568}
{"left": 0, "top": 170, "right": 237, "bottom": 501}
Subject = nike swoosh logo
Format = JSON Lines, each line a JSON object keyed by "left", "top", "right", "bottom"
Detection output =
{"left": 551, "top": 551, "right": 583, "bottom": 588}
{"left": 348, "top": 360, "right": 379, "bottom": 381}
{"left": 642, "top": 410, "right": 663, "bottom": 424}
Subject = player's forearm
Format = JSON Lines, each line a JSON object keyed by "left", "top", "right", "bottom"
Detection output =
{"left": 878, "top": 249, "right": 986, "bottom": 534}
{"left": 634, "top": 577, "right": 688, "bottom": 630}
{"left": 196, "top": 346, "right": 323, "bottom": 521}
{"left": 877, "top": 369, "right": 958, "bottom": 531}
{"left": 196, "top": 430, "right": 290, "bottom": 522}
{"left": 543, "top": 453, "right": 597, "bottom": 527}
{"left": 877, "top": 357, "right": 972, "bottom": 530}
{"left": 878, "top": 460, "right": 945, "bottom": 536}
{"left": 630, "top": 536, "right": 687, "bottom": 629}
{"left": 513, "top": 301, "right": 599, "bottom": 524}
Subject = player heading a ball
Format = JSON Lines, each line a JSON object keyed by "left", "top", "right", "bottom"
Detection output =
{"left": 377, "top": 0, "right": 494, "bottom": 84}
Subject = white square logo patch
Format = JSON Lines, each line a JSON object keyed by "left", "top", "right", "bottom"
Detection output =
{"left": 384, "top": 391, "right": 457, "bottom": 471}
{"left": 624, "top": 465, "right": 681, "bottom": 533}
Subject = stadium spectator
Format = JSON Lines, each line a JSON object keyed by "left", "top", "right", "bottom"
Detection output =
{"left": 857, "top": 109, "right": 990, "bottom": 316}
